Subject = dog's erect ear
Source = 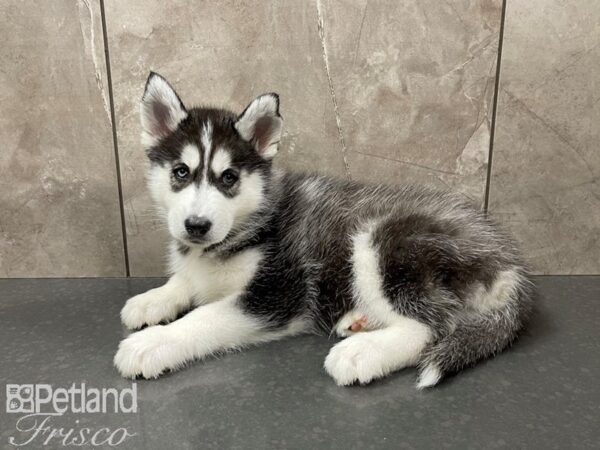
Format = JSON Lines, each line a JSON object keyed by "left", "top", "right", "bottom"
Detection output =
{"left": 235, "top": 93, "right": 283, "bottom": 159}
{"left": 140, "top": 72, "right": 188, "bottom": 147}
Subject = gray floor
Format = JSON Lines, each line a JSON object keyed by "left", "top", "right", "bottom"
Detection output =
{"left": 0, "top": 277, "right": 598, "bottom": 449}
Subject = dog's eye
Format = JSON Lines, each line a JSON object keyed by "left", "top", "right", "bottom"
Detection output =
{"left": 221, "top": 169, "right": 239, "bottom": 186}
{"left": 173, "top": 166, "right": 190, "bottom": 180}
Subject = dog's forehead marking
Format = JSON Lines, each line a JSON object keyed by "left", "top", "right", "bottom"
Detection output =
{"left": 180, "top": 144, "right": 200, "bottom": 171}
{"left": 211, "top": 147, "right": 231, "bottom": 175}
{"left": 201, "top": 120, "right": 213, "bottom": 177}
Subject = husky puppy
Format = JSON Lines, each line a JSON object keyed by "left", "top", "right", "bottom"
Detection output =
{"left": 114, "top": 72, "right": 534, "bottom": 388}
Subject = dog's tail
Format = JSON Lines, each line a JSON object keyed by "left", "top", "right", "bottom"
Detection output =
{"left": 416, "top": 269, "right": 534, "bottom": 389}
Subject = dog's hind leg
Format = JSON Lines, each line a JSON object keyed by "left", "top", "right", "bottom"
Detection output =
{"left": 334, "top": 311, "right": 373, "bottom": 337}
{"left": 325, "top": 316, "right": 432, "bottom": 385}
{"left": 324, "top": 224, "right": 434, "bottom": 385}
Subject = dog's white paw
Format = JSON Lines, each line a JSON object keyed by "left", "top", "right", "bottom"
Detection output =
{"left": 120, "top": 289, "right": 178, "bottom": 330}
{"left": 114, "top": 326, "right": 182, "bottom": 379}
{"left": 324, "top": 334, "right": 389, "bottom": 386}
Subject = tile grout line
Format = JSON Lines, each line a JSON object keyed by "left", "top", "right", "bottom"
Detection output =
{"left": 100, "top": 0, "right": 131, "bottom": 277}
{"left": 483, "top": 0, "right": 507, "bottom": 213}
{"left": 316, "top": 0, "right": 351, "bottom": 179}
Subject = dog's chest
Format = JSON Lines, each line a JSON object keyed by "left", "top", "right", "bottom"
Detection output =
{"left": 176, "top": 248, "right": 263, "bottom": 304}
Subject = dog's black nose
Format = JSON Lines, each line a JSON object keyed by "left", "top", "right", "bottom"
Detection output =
{"left": 185, "top": 216, "right": 212, "bottom": 238}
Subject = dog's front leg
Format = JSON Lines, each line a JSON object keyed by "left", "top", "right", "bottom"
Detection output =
{"left": 120, "top": 274, "right": 192, "bottom": 330}
{"left": 114, "top": 296, "right": 286, "bottom": 379}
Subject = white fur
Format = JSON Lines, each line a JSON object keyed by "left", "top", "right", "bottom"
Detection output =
{"left": 169, "top": 246, "right": 264, "bottom": 306}
{"left": 349, "top": 225, "right": 399, "bottom": 326}
{"left": 211, "top": 147, "right": 231, "bottom": 175}
{"left": 146, "top": 164, "right": 265, "bottom": 248}
{"left": 467, "top": 269, "right": 523, "bottom": 313}
{"left": 120, "top": 274, "right": 192, "bottom": 329}
{"left": 140, "top": 74, "right": 187, "bottom": 147}
{"left": 325, "top": 225, "right": 433, "bottom": 386}
{"left": 325, "top": 318, "right": 433, "bottom": 386}
{"left": 120, "top": 247, "right": 263, "bottom": 331}
{"left": 180, "top": 144, "right": 200, "bottom": 171}
{"left": 483, "top": 269, "right": 523, "bottom": 309}
{"left": 187, "top": 183, "right": 232, "bottom": 244}
{"left": 235, "top": 94, "right": 282, "bottom": 159}
{"left": 115, "top": 296, "right": 308, "bottom": 379}
{"left": 146, "top": 163, "right": 170, "bottom": 207}
{"left": 416, "top": 365, "right": 442, "bottom": 389}
{"left": 201, "top": 121, "right": 213, "bottom": 174}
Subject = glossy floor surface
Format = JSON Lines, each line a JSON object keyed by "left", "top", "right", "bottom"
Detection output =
{"left": 1, "top": 276, "right": 598, "bottom": 449}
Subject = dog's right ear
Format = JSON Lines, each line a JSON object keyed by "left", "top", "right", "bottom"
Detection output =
{"left": 140, "top": 72, "right": 188, "bottom": 147}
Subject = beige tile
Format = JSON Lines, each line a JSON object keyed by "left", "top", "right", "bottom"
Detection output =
{"left": 499, "top": 1, "right": 600, "bottom": 162}
{"left": 320, "top": 0, "right": 502, "bottom": 204}
{"left": 489, "top": 1, "right": 600, "bottom": 274}
{"left": 105, "top": 0, "right": 347, "bottom": 276}
{"left": 0, "top": 0, "right": 125, "bottom": 277}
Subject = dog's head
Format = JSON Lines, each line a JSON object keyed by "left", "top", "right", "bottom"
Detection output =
{"left": 140, "top": 72, "right": 282, "bottom": 249}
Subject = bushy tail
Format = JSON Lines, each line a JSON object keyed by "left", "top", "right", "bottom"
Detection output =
{"left": 416, "top": 271, "right": 535, "bottom": 389}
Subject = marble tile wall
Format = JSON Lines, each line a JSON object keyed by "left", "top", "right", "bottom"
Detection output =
{"left": 0, "top": 0, "right": 125, "bottom": 277}
{"left": 1, "top": 0, "right": 597, "bottom": 276}
{"left": 488, "top": 0, "right": 600, "bottom": 274}
{"left": 320, "top": 0, "right": 501, "bottom": 203}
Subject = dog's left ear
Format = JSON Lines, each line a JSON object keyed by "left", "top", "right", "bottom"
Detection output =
{"left": 235, "top": 93, "right": 283, "bottom": 159}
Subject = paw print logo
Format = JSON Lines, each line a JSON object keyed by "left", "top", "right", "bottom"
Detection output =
{"left": 6, "top": 384, "right": 35, "bottom": 413}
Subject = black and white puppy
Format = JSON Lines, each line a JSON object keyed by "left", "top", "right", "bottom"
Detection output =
{"left": 114, "top": 72, "right": 534, "bottom": 388}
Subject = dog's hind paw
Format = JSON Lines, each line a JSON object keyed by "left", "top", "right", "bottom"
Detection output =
{"left": 324, "top": 333, "right": 387, "bottom": 385}
{"left": 334, "top": 311, "right": 371, "bottom": 337}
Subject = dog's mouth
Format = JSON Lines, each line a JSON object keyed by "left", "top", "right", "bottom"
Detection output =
{"left": 176, "top": 223, "right": 242, "bottom": 254}
{"left": 200, "top": 229, "right": 238, "bottom": 254}
{"left": 180, "top": 233, "right": 228, "bottom": 250}
{"left": 173, "top": 233, "right": 210, "bottom": 249}
{"left": 186, "top": 237, "right": 208, "bottom": 245}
